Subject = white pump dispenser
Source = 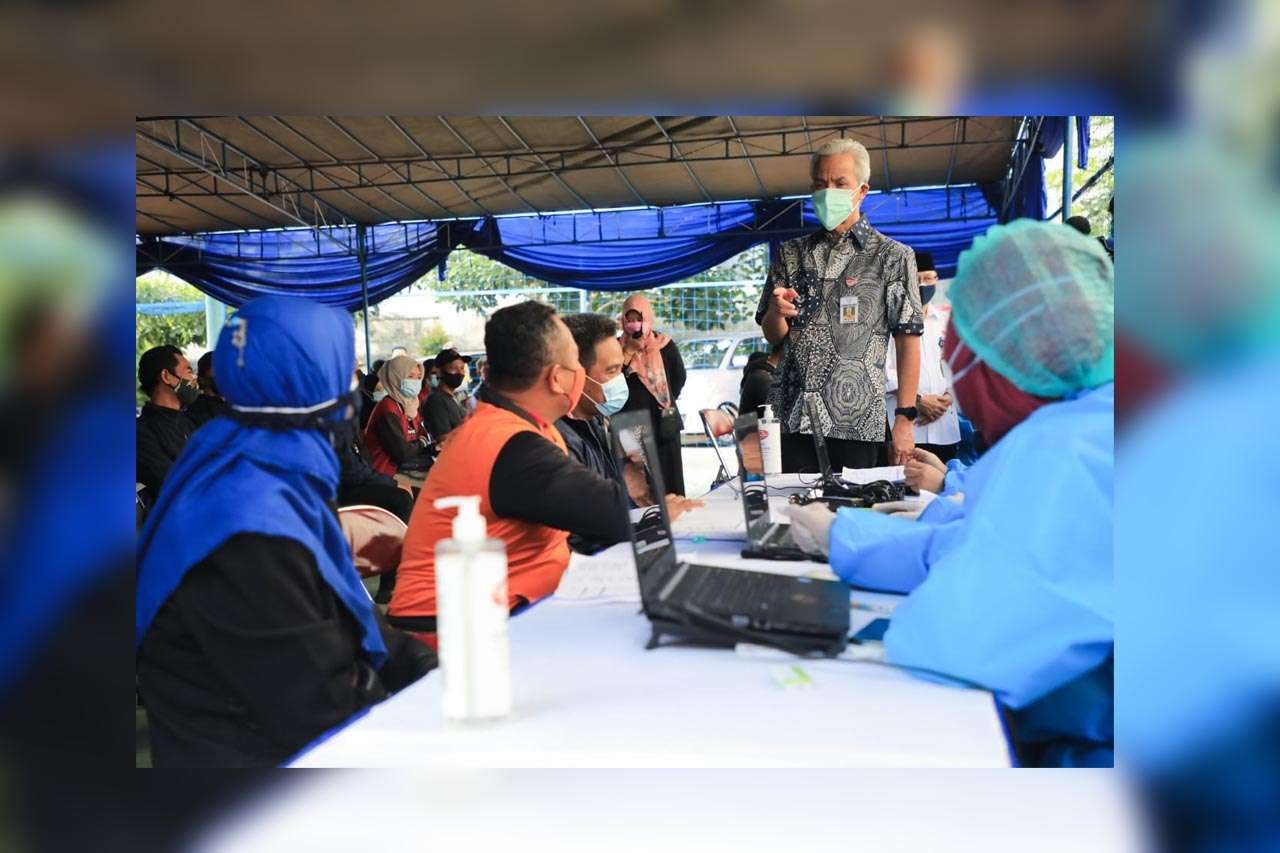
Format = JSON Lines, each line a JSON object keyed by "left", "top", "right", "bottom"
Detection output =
{"left": 758, "top": 404, "right": 782, "bottom": 476}
{"left": 433, "top": 495, "right": 511, "bottom": 721}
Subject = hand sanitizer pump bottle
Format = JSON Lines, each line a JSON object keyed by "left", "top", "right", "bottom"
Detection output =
{"left": 759, "top": 404, "right": 782, "bottom": 476}
{"left": 434, "top": 495, "right": 511, "bottom": 722}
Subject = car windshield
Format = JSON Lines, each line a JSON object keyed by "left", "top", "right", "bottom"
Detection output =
{"left": 678, "top": 338, "right": 733, "bottom": 369}
{"left": 728, "top": 337, "right": 767, "bottom": 368}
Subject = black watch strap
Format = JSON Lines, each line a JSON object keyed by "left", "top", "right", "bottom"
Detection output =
{"left": 894, "top": 406, "right": 918, "bottom": 420}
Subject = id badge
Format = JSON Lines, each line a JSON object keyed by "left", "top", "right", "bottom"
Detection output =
{"left": 839, "top": 295, "right": 860, "bottom": 325}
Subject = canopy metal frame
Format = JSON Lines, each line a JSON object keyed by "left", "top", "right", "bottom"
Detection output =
{"left": 137, "top": 116, "right": 1020, "bottom": 233}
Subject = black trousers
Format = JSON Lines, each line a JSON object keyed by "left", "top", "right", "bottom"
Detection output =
{"left": 781, "top": 432, "right": 881, "bottom": 474}
{"left": 655, "top": 431, "right": 686, "bottom": 497}
{"left": 338, "top": 482, "right": 414, "bottom": 602}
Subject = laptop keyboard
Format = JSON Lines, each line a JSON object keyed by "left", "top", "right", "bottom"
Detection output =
{"left": 681, "top": 568, "right": 795, "bottom": 617}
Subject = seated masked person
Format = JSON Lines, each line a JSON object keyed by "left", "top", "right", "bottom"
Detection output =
{"left": 421, "top": 348, "right": 471, "bottom": 441}
{"left": 554, "top": 313, "right": 633, "bottom": 554}
{"left": 362, "top": 354, "right": 433, "bottom": 477}
{"left": 136, "top": 296, "right": 436, "bottom": 768}
{"left": 388, "top": 301, "right": 640, "bottom": 645}
{"left": 358, "top": 358, "right": 385, "bottom": 431}
{"left": 786, "top": 220, "right": 1115, "bottom": 768}
{"left": 184, "top": 350, "right": 230, "bottom": 428}
{"left": 336, "top": 379, "right": 414, "bottom": 604}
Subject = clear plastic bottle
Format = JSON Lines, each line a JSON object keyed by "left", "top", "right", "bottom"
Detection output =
{"left": 434, "top": 496, "right": 511, "bottom": 722}
{"left": 758, "top": 404, "right": 782, "bottom": 477}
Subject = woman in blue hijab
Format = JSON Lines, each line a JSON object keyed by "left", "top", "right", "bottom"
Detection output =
{"left": 136, "top": 295, "right": 434, "bottom": 767}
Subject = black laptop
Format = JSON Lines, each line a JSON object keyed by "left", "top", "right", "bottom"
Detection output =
{"left": 610, "top": 411, "right": 850, "bottom": 656}
{"left": 731, "top": 413, "right": 827, "bottom": 563}
{"left": 803, "top": 396, "right": 906, "bottom": 504}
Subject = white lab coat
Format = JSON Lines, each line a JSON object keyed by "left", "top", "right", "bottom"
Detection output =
{"left": 885, "top": 302, "right": 960, "bottom": 445}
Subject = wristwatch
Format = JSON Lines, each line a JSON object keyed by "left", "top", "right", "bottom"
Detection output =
{"left": 894, "top": 406, "right": 919, "bottom": 421}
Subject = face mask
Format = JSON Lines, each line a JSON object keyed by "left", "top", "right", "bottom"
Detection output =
{"left": 812, "top": 188, "right": 855, "bottom": 231}
{"left": 919, "top": 284, "right": 936, "bottom": 305}
{"left": 372, "top": 388, "right": 388, "bottom": 403}
{"left": 622, "top": 320, "right": 644, "bottom": 339}
{"left": 429, "top": 374, "right": 440, "bottom": 388}
{"left": 440, "top": 372, "right": 464, "bottom": 390}
{"left": 946, "top": 344, "right": 983, "bottom": 386}
{"left": 586, "top": 372, "right": 630, "bottom": 417}
{"left": 171, "top": 375, "right": 200, "bottom": 407}
{"left": 555, "top": 363, "right": 586, "bottom": 414}
{"left": 400, "top": 378, "right": 423, "bottom": 398}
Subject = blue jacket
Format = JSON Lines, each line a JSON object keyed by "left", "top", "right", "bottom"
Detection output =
{"left": 829, "top": 384, "right": 1114, "bottom": 765}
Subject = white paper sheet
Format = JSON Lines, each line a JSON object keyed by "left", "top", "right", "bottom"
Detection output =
{"left": 840, "top": 465, "right": 905, "bottom": 484}
{"left": 552, "top": 546, "right": 641, "bottom": 603}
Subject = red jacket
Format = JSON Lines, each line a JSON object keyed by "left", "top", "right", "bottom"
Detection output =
{"left": 361, "top": 396, "right": 424, "bottom": 476}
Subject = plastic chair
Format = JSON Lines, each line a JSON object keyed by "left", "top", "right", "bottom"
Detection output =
{"left": 337, "top": 505, "right": 407, "bottom": 579}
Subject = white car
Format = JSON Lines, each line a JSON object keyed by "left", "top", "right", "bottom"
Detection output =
{"left": 675, "top": 333, "right": 769, "bottom": 433}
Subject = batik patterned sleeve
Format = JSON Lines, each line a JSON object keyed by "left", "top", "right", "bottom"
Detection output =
{"left": 885, "top": 245, "right": 924, "bottom": 335}
{"left": 754, "top": 242, "right": 793, "bottom": 325}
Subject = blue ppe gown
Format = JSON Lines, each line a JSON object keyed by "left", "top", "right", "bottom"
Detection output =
{"left": 828, "top": 383, "right": 1114, "bottom": 765}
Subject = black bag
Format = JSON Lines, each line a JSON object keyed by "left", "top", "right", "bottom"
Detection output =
{"left": 657, "top": 406, "right": 682, "bottom": 441}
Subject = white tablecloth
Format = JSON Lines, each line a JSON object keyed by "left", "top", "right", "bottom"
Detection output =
{"left": 292, "top": 482, "right": 1010, "bottom": 767}
{"left": 292, "top": 595, "right": 1008, "bottom": 767}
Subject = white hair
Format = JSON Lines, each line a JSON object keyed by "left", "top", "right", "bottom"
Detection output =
{"left": 810, "top": 138, "right": 871, "bottom": 186}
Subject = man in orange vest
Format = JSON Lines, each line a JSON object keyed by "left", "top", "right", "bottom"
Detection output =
{"left": 388, "top": 301, "right": 634, "bottom": 643}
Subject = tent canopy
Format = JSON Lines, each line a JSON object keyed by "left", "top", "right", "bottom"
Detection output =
{"left": 135, "top": 115, "right": 1067, "bottom": 313}
{"left": 136, "top": 116, "right": 1021, "bottom": 235}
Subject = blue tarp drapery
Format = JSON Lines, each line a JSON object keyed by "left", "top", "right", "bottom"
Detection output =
{"left": 137, "top": 185, "right": 998, "bottom": 310}
{"left": 986, "top": 116, "right": 1093, "bottom": 224}
{"left": 136, "top": 221, "right": 448, "bottom": 312}
{"left": 455, "top": 201, "right": 765, "bottom": 291}
{"left": 1038, "top": 116, "right": 1091, "bottom": 168}
{"left": 460, "top": 187, "right": 994, "bottom": 286}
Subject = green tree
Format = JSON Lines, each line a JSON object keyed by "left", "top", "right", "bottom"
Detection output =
{"left": 414, "top": 243, "right": 770, "bottom": 334}
{"left": 417, "top": 321, "right": 450, "bottom": 355}
{"left": 136, "top": 272, "right": 207, "bottom": 405}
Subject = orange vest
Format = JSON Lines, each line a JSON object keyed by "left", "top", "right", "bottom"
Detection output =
{"left": 389, "top": 400, "right": 571, "bottom": 618}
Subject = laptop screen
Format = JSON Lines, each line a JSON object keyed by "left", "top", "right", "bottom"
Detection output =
{"left": 609, "top": 411, "right": 678, "bottom": 595}
{"left": 732, "top": 414, "right": 774, "bottom": 542}
{"left": 804, "top": 396, "right": 833, "bottom": 479}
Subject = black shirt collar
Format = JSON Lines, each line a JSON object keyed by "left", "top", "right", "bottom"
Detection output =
{"left": 815, "top": 215, "right": 875, "bottom": 250}
{"left": 477, "top": 384, "right": 542, "bottom": 429}
{"left": 141, "top": 401, "right": 190, "bottom": 419}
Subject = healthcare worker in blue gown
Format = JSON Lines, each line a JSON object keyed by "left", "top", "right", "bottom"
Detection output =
{"left": 136, "top": 296, "right": 435, "bottom": 768}
{"left": 788, "top": 219, "right": 1114, "bottom": 767}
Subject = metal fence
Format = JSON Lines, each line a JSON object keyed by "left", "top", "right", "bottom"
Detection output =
{"left": 433, "top": 280, "right": 766, "bottom": 343}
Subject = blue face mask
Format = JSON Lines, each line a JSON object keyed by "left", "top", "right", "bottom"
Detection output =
{"left": 400, "top": 378, "right": 423, "bottom": 398}
{"left": 372, "top": 388, "right": 388, "bottom": 402}
{"left": 429, "top": 374, "right": 440, "bottom": 388}
{"left": 587, "top": 372, "right": 630, "bottom": 417}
